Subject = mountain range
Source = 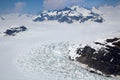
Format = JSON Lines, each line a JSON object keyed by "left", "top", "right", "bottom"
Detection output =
{"left": 33, "top": 6, "right": 104, "bottom": 23}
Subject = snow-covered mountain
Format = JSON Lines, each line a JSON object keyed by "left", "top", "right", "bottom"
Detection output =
{"left": 33, "top": 6, "right": 104, "bottom": 23}
{"left": 0, "top": 5, "right": 120, "bottom": 80}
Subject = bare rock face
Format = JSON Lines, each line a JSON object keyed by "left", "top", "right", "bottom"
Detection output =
{"left": 4, "top": 26, "right": 27, "bottom": 36}
{"left": 69, "top": 37, "right": 120, "bottom": 76}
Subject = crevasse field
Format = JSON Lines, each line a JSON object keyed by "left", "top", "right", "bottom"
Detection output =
{"left": 0, "top": 6, "right": 120, "bottom": 80}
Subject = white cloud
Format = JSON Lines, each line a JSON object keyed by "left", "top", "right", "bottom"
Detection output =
{"left": 2, "top": 2, "right": 26, "bottom": 14}
{"left": 43, "top": 0, "right": 83, "bottom": 10}
{"left": 13, "top": 2, "right": 26, "bottom": 13}
{"left": 98, "top": 4, "right": 120, "bottom": 25}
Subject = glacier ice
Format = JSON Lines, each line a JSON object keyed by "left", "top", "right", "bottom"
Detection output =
{"left": 16, "top": 42, "right": 120, "bottom": 80}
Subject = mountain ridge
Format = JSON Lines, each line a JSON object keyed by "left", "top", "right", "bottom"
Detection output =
{"left": 33, "top": 5, "right": 104, "bottom": 23}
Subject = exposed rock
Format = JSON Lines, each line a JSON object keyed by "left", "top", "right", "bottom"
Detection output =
{"left": 112, "top": 40, "right": 120, "bottom": 47}
{"left": 69, "top": 37, "right": 120, "bottom": 76}
{"left": 4, "top": 26, "right": 27, "bottom": 36}
{"left": 106, "top": 37, "right": 119, "bottom": 43}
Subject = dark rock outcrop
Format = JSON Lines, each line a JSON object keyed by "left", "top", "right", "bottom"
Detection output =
{"left": 69, "top": 37, "right": 120, "bottom": 76}
{"left": 4, "top": 26, "right": 27, "bottom": 36}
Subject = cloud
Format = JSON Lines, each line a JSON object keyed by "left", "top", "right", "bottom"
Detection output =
{"left": 13, "top": 2, "right": 26, "bottom": 13}
{"left": 1, "top": 2, "right": 26, "bottom": 14}
{"left": 43, "top": 0, "right": 67, "bottom": 10}
{"left": 43, "top": 0, "right": 83, "bottom": 10}
{"left": 98, "top": 4, "right": 120, "bottom": 25}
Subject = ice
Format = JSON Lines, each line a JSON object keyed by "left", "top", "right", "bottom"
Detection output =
{"left": 0, "top": 5, "right": 120, "bottom": 80}
{"left": 16, "top": 42, "right": 119, "bottom": 80}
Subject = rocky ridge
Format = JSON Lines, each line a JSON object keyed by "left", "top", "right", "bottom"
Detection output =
{"left": 69, "top": 37, "right": 120, "bottom": 76}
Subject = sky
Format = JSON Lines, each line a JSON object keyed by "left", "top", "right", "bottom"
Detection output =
{"left": 0, "top": 0, "right": 120, "bottom": 14}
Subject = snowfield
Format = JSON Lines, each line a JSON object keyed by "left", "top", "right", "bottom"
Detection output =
{"left": 0, "top": 5, "right": 120, "bottom": 80}
{"left": 16, "top": 42, "right": 120, "bottom": 80}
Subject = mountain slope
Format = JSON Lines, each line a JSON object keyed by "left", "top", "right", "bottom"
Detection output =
{"left": 33, "top": 6, "right": 104, "bottom": 23}
{"left": 0, "top": 5, "right": 120, "bottom": 80}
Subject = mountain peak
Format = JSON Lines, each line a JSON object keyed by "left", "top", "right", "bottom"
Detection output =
{"left": 91, "top": 7, "right": 103, "bottom": 14}
{"left": 70, "top": 5, "right": 80, "bottom": 10}
{"left": 33, "top": 5, "right": 104, "bottom": 23}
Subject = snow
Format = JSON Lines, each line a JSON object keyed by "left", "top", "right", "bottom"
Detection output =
{"left": 0, "top": 5, "right": 120, "bottom": 80}
{"left": 61, "top": 11, "right": 70, "bottom": 16}
{"left": 68, "top": 11, "right": 80, "bottom": 16}
{"left": 68, "top": 44, "right": 83, "bottom": 60}
{"left": 71, "top": 6, "right": 91, "bottom": 16}
{"left": 47, "top": 11, "right": 57, "bottom": 16}
{"left": 16, "top": 42, "right": 119, "bottom": 80}
{"left": 92, "top": 7, "right": 103, "bottom": 14}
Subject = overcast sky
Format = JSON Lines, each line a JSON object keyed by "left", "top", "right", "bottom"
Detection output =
{"left": 0, "top": 0, "right": 120, "bottom": 14}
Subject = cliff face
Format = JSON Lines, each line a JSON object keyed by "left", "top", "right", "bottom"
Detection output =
{"left": 69, "top": 37, "right": 120, "bottom": 76}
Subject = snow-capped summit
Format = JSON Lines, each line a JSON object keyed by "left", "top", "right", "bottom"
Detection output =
{"left": 33, "top": 5, "right": 104, "bottom": 23}
{"left": 70, "top": 5, "right": 80, "bottom": 10}
{"left": 70, "top": 5, "right": 91, "bottom": 16}
{"left": 92, "top": 7, "right": 103, "bottom": 14}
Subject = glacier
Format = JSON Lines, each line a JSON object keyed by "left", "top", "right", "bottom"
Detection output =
{"left": 16, "top": 42, "right": 120, "bottom": 80}
{"left": 0, "top": 5, "right": 120, "bottom": 80}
